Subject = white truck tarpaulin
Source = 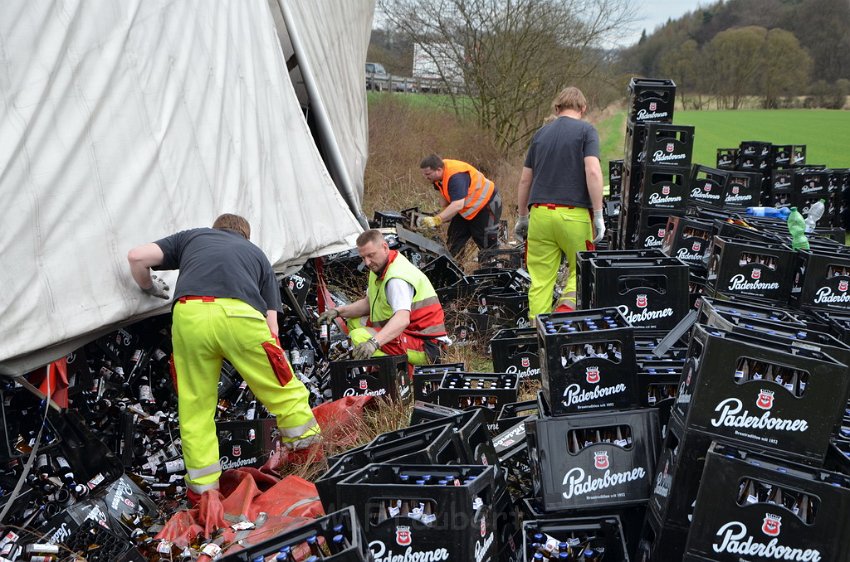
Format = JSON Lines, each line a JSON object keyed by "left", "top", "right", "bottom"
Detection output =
{"left": 0, "top": 0, "right": 373, "bottom": 374}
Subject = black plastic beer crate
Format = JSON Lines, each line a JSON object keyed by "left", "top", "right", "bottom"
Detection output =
{"left": 716, "top": 148, "right": 738, "bottom": 170}
{"left": 648, "top": 414, "right": 715, "bottom": 530}
{"left": 478, "top": 246, "right": 525, "bottom": 270}
{"left": 791, "top": 248, "right": 850, "bottom": 313}
{"left": 527, "top": 399, "right": 660, "bottom": 512}
{"left": 609, "top": 159, "right": 624, "bottom": 197}
{"left": 792, "top": 168, "right": 830, "bottom": 199}
{"left": 330, "top": 355, "right": 410, "bottom": 401}
{"left": 588, "top": 256, "right": 690, "bottom": 330}
{"left": 688, "top": 165, "right": 730, "bottom": 209}
{"left": 413, "top": 363, "right": 464, "bottom": 403}
{"left": 696, "top": 296, "right": 808, "bottom": 329}
{"left": 577, "top": 249, "right": 665, "bottom": 308}
{"left": 736, "top": 154, "right": 769, "bottom": 173}
{"left": 409, "top": 400, "right": 463, "bottom": 425}
{"left": 770, "top": 144, "right": 793, "bottom": 168}
{"left": 495, "top": 418, "right": 535, "bottom": 502}
{"left": 636, "top": 165, "right": 691, "bottom": 210}
{"left": 219, "top": 506, "right": 371, "bottom": 562}
{"left": 768, "top": 168, "right": 795, "bottom": 206}
{"left": 629, "top": 211, "right": 677, "bottom": 250}
{"left": 368, "top": 409, "right": 499, "bottom": 469}
{"left": 420, "top": 254, "right": 466, "bottom": 290}
{"left": 373, "top": 210, "right": 407, "bottom": 229}
{"left": 723, "top": 169, "right": 763, "bottom": 209}
{"left": 490, "top": 328, "right": 540, "bottom": 381}
{"left": 827, "top": 439, "right": 850, "bottom": 474}
{"left": 476, "top": 289, "right": 529, "bottom": 326}
{"left": 521, "top": 515, "right": 630, "bottom": 561}
{"left": 496, "top": 400, "right": 539, "bottom": 433}
{"left": 705, "top": 236, "right": 796, "bottom": 302}
{"left": 628, "top": 77, "right": 676, "bottom": 124}
{"left": 535, "top": 308, "right": 638, "bottom": 415}
{"left": 437, "top": 372, "right": 519, "bottom": 429}
{"left": 316, "top": 424, "right": 468, "bottom": 513}
{"left": 642, "top": 123, "right": 695, "bottom": 168}
{"left": 685, "top": 442, "right": 850, "bottom": 562}
{"left": 283, "top": 270, "right": 312, "bottom": 310}
{"left": 673, "top": 323, "right": 850, "bottom": 465}
{"left": 520, "top": 498, "right": 646, "bottom": 559}
{"left": 337, "top": 464, "right": 499, "bottom": 562}
{"left": 637, "top": 507, "right": 692, "bottom": 562}
{"left": 661, "top": 215, "right": 713, "bottom": 269}
{"left": 216, "top": 418, "right": 278, "bottom": 471}
{"left": 739, "top": 140, "right": 772, "bottom": 158}
{"left": 826, "top": 312, "right": 850, "bottom": 345}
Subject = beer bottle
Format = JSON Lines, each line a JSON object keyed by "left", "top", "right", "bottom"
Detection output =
{"left": 570, "top": 431, "right": 581, "bottom": 454}
{"left": 330, "top": 534, "right": 349, "bottom": 554}
{"left": 615, "top": 426, "right": 629, "bottom": 448}
{"left": 734, "top": 358, "right": 749, "bottom": 383}
{"left": 796, "top": 494, "right": 812, "bottom": 524}
{"left": 647, "top": 387, "right": 658, "bottom": 406}
{"left": 738, "top": 480, "right": 757, "bottom": 505}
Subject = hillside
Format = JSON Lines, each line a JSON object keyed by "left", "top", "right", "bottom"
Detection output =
{"left": 620, "top": 0, "right": 849, "bottom": 83}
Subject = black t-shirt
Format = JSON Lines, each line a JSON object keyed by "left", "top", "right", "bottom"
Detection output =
{"left": 524, "top": 116, "right": 600, "bottom": 208}
{"left": 154, "top": 228, "right": 281, "bottom": 315}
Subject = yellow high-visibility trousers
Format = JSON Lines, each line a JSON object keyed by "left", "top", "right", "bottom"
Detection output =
{"left": 171, "top": 298, "right": 319, "bottom": 493}
{"left": 526, "top": 205, "right": 593, "bottom": 319}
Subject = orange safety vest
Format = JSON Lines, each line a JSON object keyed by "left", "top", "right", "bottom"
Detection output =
{"left": 436, "top": 159, "right": 495, "bottom": 220}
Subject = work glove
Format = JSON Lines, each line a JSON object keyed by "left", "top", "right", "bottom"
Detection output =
{"left": 317, "top": 308, "right": 340, "bottom": 325}
{"left": 142, "top": 274, "right": 170, "bottom": 299}
{"left": 514, "top": 215, "right": 529, "bottom": 240}
{"left": 417, "top": 215, "right": 442, "bottom": 229}
{"left": 352, "top": 337, "right": 380, "bottom": 360}
{"left": 592, "top": 209, "right": 606, "bottom": 244}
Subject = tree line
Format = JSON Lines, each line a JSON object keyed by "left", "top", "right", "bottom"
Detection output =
{"left": 619, "top": 0, "right": 849, "bottom": 109}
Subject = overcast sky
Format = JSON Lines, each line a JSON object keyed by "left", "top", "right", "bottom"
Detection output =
{"left": 618, "top": 0, "right": 709, "bottom": 48}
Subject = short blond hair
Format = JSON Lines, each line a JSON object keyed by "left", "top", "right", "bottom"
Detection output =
{"left": 552, "top": 86, "right": 587, "bottom": 114}
{"left": 356, "top": 229, "right": 385, "bottom": 247}
{"left": 212, "top": 213, "right": 250, "bottom": 239}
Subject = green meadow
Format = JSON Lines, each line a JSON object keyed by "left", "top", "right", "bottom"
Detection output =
{"left": 596, "top": 109, "right": 850, "bottom": 170}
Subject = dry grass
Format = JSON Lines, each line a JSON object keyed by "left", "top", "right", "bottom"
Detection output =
{"left": 364, "top": 94, "right": 523, "bottom": 233}
{"left": 285, "top": 95, "right": 540, "bottom": 482}
{"left": 278, "top": 397, "right": 413, "bottom": 482}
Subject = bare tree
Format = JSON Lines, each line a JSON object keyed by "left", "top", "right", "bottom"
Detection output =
{"left": 378, "top": 0, "right": 636, "bottom": 153}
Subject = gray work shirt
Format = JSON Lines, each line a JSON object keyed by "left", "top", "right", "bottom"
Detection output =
{"left": 524, "top": 116, "right": 600, "bottom": 208}
{"left": 154, "top": 228, "right": 281, "bottom": 315}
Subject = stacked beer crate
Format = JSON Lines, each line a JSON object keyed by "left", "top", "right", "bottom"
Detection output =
{"left": 518, "top": 307, "right": 661, "bottom": 559}
{"left": 718, "top": 140, "right": 849, "bottom": 229}
{"left": 638, "top": 295, "right": 850, "bottom": 561}
{"left": 617, "top": 78, "right": 695, "bottom": 250}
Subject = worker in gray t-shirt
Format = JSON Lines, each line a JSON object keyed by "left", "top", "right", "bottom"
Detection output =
{"left": 127, "top": 213, "right": 319, "bottom": 504}
{"left": 515, "top": 87, "right": 605, "bottom": 320}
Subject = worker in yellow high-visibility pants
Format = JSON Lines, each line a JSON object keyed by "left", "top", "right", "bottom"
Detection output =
{"left": 127, "top": 214, "right": 320, "bottom": 505}
{"left": 515, "top": 87, "right": 605, "bottom": 321}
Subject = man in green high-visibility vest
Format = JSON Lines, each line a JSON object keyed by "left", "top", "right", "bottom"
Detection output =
{"left": 318, "top": 230, "right": 448, "bottom": 365}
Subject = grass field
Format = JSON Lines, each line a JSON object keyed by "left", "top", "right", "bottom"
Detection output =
{"left": 578, "top": 109, "right": 850, "bottom": 172}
